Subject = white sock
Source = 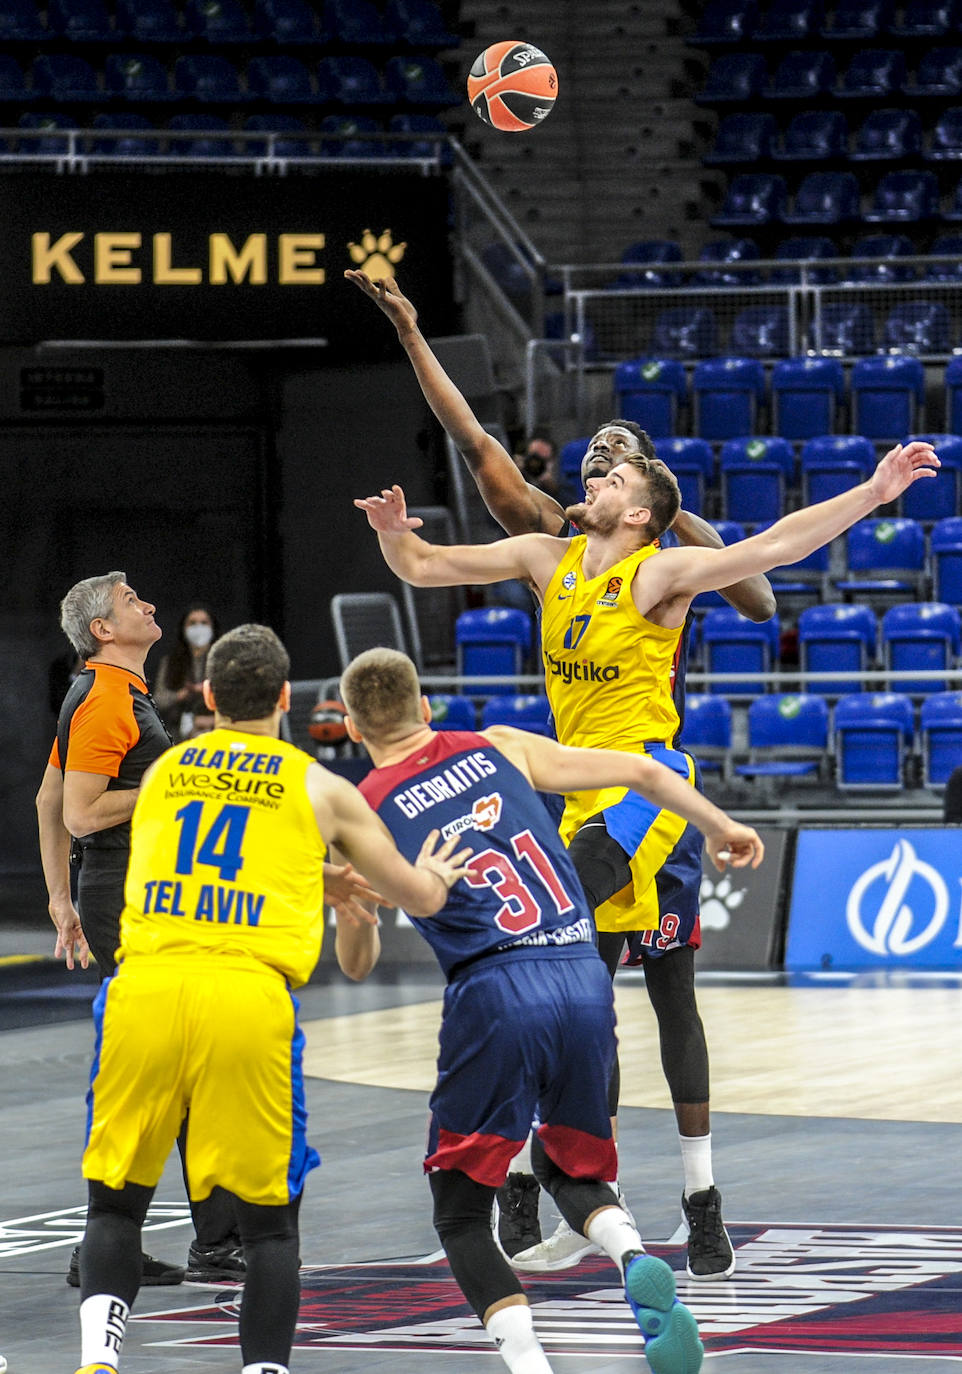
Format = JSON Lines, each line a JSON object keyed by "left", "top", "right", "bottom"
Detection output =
{"left": 486, "top": 1303, "right": 553, "bottom": 1373}
{"left": 679, "top": 1132, "right": 714, "bottom": 1197}
{"left": 242, "top": 1364, "right": 289, "bottom": 1374}
{"left": 79, "top": 1293, "right": 129, "bottom": 1369}
{"left": 586, "top": 1205, "right": 644, "bottom": 1279}
{"left": 508, "top": 1135, "right": 534, "bottom": 1176}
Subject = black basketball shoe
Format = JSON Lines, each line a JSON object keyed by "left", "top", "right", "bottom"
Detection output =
{"left": 496, "top": 1172, "right": 542, "bottom": 1257}
{"left": 682, "top": 1186, "right": 735, "bottom": 1280}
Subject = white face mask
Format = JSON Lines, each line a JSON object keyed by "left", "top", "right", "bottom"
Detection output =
{"left": 184, "top": 622, "right": 213, "bottom": 649}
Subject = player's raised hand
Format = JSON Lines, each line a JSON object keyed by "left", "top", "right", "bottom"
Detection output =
{"left": 868, "top": 440, "right": 940, "bottom": 504}
{"left": 416, "top": 828, "right": 474, "bottom": 892}
{"left": 705, "top": 824, "right": 764, "bottom": 872}
{"left": 354, "top": 484, "right": 424, "bottom": 535}
{"left": 325, "top": 860, "right": 386, "bottom": 914}
{"left": 344, "top": 271, "right": 418, "bottom": 334}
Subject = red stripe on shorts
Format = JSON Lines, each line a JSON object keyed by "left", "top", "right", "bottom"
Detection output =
{"left": 536, "top": 1123, "right": 618, "bottom": 1182}
{"left": 424, "top": 1128, "right": 525, "bottom": 1187}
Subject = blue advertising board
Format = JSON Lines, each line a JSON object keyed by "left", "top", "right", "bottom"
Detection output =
{"left": 786, "top": 828, "right": 962, "bottom": 971}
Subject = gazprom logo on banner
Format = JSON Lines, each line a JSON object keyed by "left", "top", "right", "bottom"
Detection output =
{"left": 786, "top": 829, "right": 962, "bottom": 970}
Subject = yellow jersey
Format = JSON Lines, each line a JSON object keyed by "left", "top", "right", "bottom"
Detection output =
{"left": 542, "top": 535, "right": 683, "bottom": 752}
{"left": 119, "top": 728, "right": 326, "bottom": 986}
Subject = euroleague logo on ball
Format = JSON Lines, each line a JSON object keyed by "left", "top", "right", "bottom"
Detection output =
{"left": 467, "top": 41, "right": 558, "bottom": 132}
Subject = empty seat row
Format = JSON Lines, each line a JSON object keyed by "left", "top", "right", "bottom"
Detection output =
{"left": 706, "top": 108, "right": 962, "bottom": 168}
{"left": 690, "top": 0, "right": 962, "bottom": 48}
{"left": 697, "top": 47, "right": 962, "bottom": 105}
{"left": 711, "top": 169, "right": 962, "bottom": 228}
{"left": 0, "top": 52, "right": 459, "bottom": 108}
{"left": 428, "top": 692, "right": 552, "bottom": 734}
{"left": 0, "top": 0, "right": 458, "bottom": 49}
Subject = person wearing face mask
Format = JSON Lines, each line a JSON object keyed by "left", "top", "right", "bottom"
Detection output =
{"left": 152, "top": 605, "right": 220, "bottom": 739}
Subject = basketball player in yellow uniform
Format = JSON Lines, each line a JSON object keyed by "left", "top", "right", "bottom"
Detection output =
{"left": 74, "top": 624, "right": 472, "bottom": 1374}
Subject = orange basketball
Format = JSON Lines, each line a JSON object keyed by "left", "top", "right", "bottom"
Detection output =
{"left": 467, "top": 41, "right": 558, "bottom": 132}
{"left": 308, "top": 699, "right": 348, "bottom": 744}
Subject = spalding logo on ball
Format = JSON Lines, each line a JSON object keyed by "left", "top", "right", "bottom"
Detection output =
{"left": 308, "top": 699, "right": 348, "bottom": 744}
{"left": 467, "top": 41, "right": 558, "bottom": 132}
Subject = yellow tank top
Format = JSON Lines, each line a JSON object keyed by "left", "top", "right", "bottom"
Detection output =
{"left": 120, "top": 728, "right": 327, "bottom": 986}
{"left": 542, "top": 536, "right": 682, "bottom": 750}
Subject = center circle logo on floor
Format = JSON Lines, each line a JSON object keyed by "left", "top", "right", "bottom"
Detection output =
{"left": 845, "top": 838, "right": 951, "bottom": 956}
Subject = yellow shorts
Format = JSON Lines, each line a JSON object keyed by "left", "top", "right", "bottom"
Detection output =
{"left": 82, "top": 955, "right": 318, "bottom": 1206}
{"left": 560, "top": 744, "right": 695, "bottom": 934}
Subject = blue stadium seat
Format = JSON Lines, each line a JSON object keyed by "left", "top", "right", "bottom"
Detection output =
{"left": 770, "top": 234, "right": 838, "bottom": 283}
{"left": 694, "top": 236, "right": 761, "bottom": 286}
{"left": 920, "top": 690, "right": 962, "bottom": 785}
{"left": 115, "top": 0, "right": 181, "bottom": 44}
{"left": 456, "top": 607, "right": 532, "bottom": 697}
{"left": 925, "top": 107, "right": 962, "bottom": 161}
{"left": 781, "top": 170, "right": 860, "bottom": 224}
{"left": 184, "top": 0, "right": 250, "bottom": 42}
{"left": 48, "top": 0, "right": 111, "bottom": 41}
{"left": 427, "top": 693, "right": 476, "bottom": 730}
{"left": 174, "top": 55, "right": 250, "bottom": 104}
{"left": 735, "top": 693, "right": 830, "bottom": 781}
{"left": 244, "top": 113, "right": 312, "bottom": 157}
{"left": 923, "top": 232, "right": 962, "bottom": 280}
{"left": 851, "top": 355, "right": 925, "bottom": 438}
{"left": 90, "top": 111, "right": 160, "bottom": 156}
{"left": 695, "top": 52, "right": 768, "bottom": 103}
{"left": 864, "top": 169, "right": 940, "bottom": 223}
{"left": 838, "top": 516, "right": 927, "bottom": 597}
{"left": 821, "top": 0, "right": 891, "bottom": 39}
{"left": 612, "top": 358, "right": 687, "bottom": 438}
{"left": 837, "top": 47, "right": 905, "bottom": 97}
{"left": 946, "top": 355, "right": 962, "bottom": 430}
{"left": 905, "top": 44, "right": 962, "bottom": 95}
{"left": 18, "top": 110, "right": 77, "bottom": 154}
{"left": 315, "top": 55, "right": 392, "bottom": 106}
{"left": 559, "top": 436, "right": 590, "bottom": 500}
{"left": 651, "top": 307, "right": 718, "bottom": 359}
{"left": 656, "top": 437, "right": 716, "bottom": 516}
{"left": 883, "top": 301, "right": 952, "bottom": 353}
{"left": 834, "top": 691, "right": 914, "bottom": 787}
{"left": 167, "top": 112, "right": 233, "bottom": 156}
{"left": 755, "top": 0, "right": 825, "bottom": 40}
{"left": 730, "top": 304, "right": 790, "bottom": 357}
{"left": 881, "top": 601, "right": 962, "bottom": 692}
{"left": 841, "top": 232, "right": 916, "bottom": 283}
{"left": 818, "top": 299, "right": 877, "bottom": 353}
{"left": 799, "top": 603, "right": 877, "bottom": 694}
{"left": 771, "top": 109, "right": 848, "bottom": 162}
{"left": 105, "top": 53, "right": 176, "bottom": 104}
{"left": 319, "top": 114, "right": 386, "bottom": 157}
{"left": 702, "top": 605, "right": 781, "bottom": 694}
{"left": 711, "top": 173, "right": 788, "bottom": 227}
{"left": 689, "top": 0, "right": 760, "bottom": 45}
{"left": 766, "top": 49, "right": 836, "bottom": 98}
{"left": 385, "top": 0, "right": 459, "bottom": 49}
{"left": 388, "top": 111, "right": 450, "bottom": 160}
{"left": 31, "top": 54, "right": 100, "bottom": 102}
{"left": 800, "top": 433, "right": 875, "bottom": 502}
{"left": 481, "top": 694, "right": 552, "bottom": 735}
{"left": 247, "top": 56, "right": 319, "bottom": 104}
{"left": 772, "top": 357, "right": 846, "bottom": 438}
{"left": 704, "top": 112, "right": 778, "bottom": 166}
{"left": 720, "top": 435, "right": 795, "bottom": 523}
{"left": 931, "top": 516, "right": 962, "bottom": 604}
{"left": 693, "top": 357, "right": 767, "bottom": 440}
{"left": 253, "top": 0, "right": 327, "bottom": 45}
{"left": 384, "top": 55, "right": 458, "bottom": 107}
{"left": 0, "top": 55, "right": 33, "bottom": 104}
{"left": 890, "top": 0, "right": 960, "bottom": 35}
{"left": 0, "top": 0, "right": 45, "bottom": 42}
{"left": 679, "top": 693, "right": 733, "bottom": 776}
{"left": 850, "top": 108, "right": 922, "bottom": 162}
{"left": 608, "top": 239, "right": 683, "bottom": 289}
{"left": 326, "top": 0, "right": 401, "bottom": 44}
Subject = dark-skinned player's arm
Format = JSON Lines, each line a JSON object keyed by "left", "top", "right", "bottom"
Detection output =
{"left": 669, "top": 508, "right": 777, "bottom": 623}
{"left": 345, "top": 270, "right": 565, "bottom": 535}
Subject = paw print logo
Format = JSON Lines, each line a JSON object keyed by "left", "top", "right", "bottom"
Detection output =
{"left": 699, "top": 873, "right": 747, "bottom": 931}
{"left": 347, "top": 228, "right": 407, "bottom": 281}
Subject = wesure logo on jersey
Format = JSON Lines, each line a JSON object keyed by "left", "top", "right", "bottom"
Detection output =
{"left": 786, "top": 829, "right": 962, "bottom": 970}
{"left": 441, "top": 792, "right": 503, "bottom": 840}
{"left": 138, "top": 1223, "right": 962, "bottom": 1360}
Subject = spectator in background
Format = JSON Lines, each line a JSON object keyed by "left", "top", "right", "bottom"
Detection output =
{"left": 152, "top": 604, "right": 220, "bottom": 739}
{"left": 513, "top": 430, "right": 559, "bottom": 497}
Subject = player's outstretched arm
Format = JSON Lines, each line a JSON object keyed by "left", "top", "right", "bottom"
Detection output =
{"left": 345, "top": 270, "right": 564, "bottom": 535}
{"left": 485, "top": 725, "right": 764, "bottom": 872}
{"left": 670, "top": 508, "right": 776, "bottom": 622}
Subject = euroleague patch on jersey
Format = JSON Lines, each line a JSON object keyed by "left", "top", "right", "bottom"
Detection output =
{"left": 441, "top": 791, "right": 503, "bottom": 840}
{"left": 136, "top": 1223, "right": 962, "bottom": 1359}
{"left": 598, "top": 575, "right": 623, "bottom": 606}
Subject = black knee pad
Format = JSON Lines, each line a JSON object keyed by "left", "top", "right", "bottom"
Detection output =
{"left": 233, "top": 1196, "right": 300, "bottom": 1248}
{"left": 530, "top": 1137, "right": 618, "bottom": 1239}
{"left": 429, "top": 1170, "right": 522, "bottom": 1320}
{"left": 567, "top": 818, "right": 632, "bottom": 914}
{"left": 88, "top": 1179, "right": 154, "bottom": 1229}
{"left": 641, "top": 946, "right": 709, "bottom": 1103}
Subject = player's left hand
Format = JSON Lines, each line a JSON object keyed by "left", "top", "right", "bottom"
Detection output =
{"left": 706, "top": 824, "right": 764, "bottom": 872}
{"left": 325, "top": 860, "right": 386, "bottom": 915}
{"left": 354, "top": 484, "right": 423, "bottom": 535}
{"left": 868, "top": 439, "right": 939, "bottom": 504}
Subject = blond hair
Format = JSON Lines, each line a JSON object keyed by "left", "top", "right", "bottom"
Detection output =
{"left": 340, "top": 647, "right": 423, "bottom": 741}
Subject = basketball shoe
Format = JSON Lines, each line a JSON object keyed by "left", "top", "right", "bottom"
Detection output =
{"left": 495, "top": 1172, "right": 541, "bottom": 1257}
{"left": 67, "top": 1247, "right": 184, "bottom": 1287}
{"left": 74, "top": 1366, "right": 117, "bottom": 1374}
{"left": 509, "top": 1183, "right": 633, "bottom": 1272}
{"left": 185, "top": 1239, "right": 246, "bottom": 1284}
{"left": 681, "top": 1186, "right": 735, "bottom": 1280}
{"left": 623, "top": 1250, "right": 703, "bottom": 1374}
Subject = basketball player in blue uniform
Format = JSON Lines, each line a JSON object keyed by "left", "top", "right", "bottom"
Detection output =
{"left": 346, "top": 268, "right": 775, "bottom": 1278}
{"left": 341, "top": 646, "right": 764, "bottom": 1374}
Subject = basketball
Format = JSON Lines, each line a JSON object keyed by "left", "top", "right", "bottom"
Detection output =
{"left": 308, "top": 699, "right": 348, "bottom": 744}
{"left": 467, "top": 41, "right": 558, "bottom": 132}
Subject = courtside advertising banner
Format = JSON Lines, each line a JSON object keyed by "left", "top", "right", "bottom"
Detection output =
{"left": 0, "top": 172, "right": 452, "bottom": 345}
{"left": 786, "top": 828, "right": 962, "bottom": 971}
{"left": 696, "top": 827, "right": 787, "bottom": 970}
